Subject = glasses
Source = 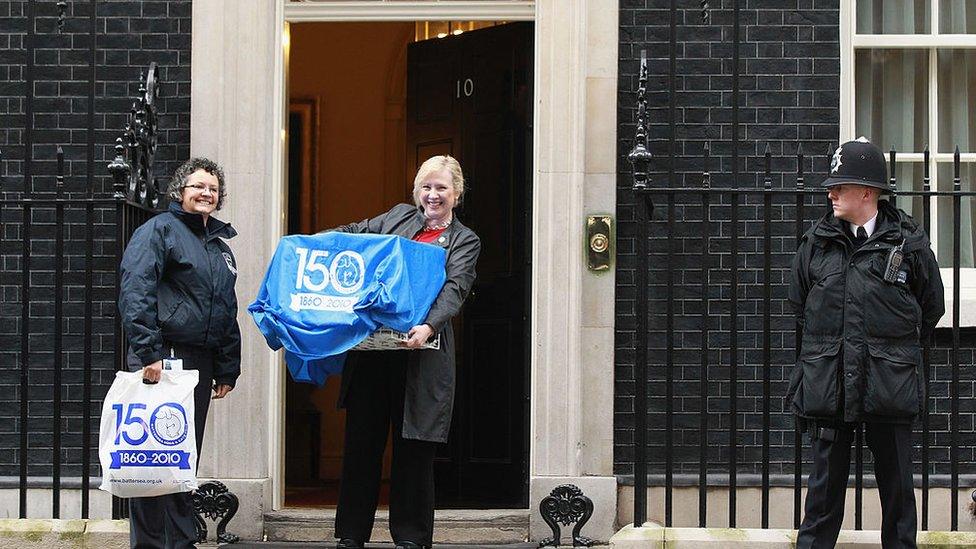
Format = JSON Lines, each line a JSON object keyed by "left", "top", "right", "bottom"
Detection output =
{"left": 183, "top": 183, "right": 220, "bottom": 195}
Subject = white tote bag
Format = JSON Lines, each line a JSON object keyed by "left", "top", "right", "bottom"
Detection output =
{"left": 98, "top": 369, "right": 199, "bottom": 498}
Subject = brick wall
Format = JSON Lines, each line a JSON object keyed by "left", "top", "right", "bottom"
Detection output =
{"left": 0, "top": 0, "right": 190, "bottom": 479}
{"left": 614, "top": 0, "right": 976, "bottom": 482}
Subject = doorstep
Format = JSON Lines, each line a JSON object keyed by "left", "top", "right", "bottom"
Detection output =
{"left": 197, "top": 541, "right": 560, "bottom": 549}
{"left": 264, "top": 508, "right": 530, "bottom": 545}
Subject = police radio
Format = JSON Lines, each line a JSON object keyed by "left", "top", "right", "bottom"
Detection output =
{"left": 883, "top": 239, "right": 906, "bottom": 283}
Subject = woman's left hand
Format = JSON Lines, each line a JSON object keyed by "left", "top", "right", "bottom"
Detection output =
{"left": 403, "top": 324, "right": 434, "bottom": 349}
{"left": 213, "top": 384, "right": 233, "bottom": 399}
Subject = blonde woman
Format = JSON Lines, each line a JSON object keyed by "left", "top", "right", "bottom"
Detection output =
{"left": 329, "top": 156, "right": 480, "bottom": 549}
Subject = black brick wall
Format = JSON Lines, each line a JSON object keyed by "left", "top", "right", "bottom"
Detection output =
{"left": 0, "top": 0, "right": 190, "bottom": 479}
{"left": 615, "top": 0, "right": 976, "bottom": 481}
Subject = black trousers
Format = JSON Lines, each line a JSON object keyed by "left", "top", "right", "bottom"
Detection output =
{"left": 127, "top": 343, "right": 214, "bottom": 549}
{"left": 796, "top": 422, "right": 917, "bottom": 549}
{"left": 335, "top": 352, "right": 437, "bottom": 546}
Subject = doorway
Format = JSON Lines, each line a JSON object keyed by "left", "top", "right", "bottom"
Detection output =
{"left": 285, "top": 21, "right": 533, "bottom": 510}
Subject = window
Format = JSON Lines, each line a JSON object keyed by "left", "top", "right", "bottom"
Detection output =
{"left": 841, "top": 0, "right": 976, "bottom": 326}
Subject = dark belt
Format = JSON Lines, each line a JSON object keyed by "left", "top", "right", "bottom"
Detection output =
{"left": 811, "top": 423, "right": 837, "bottom": 442}
{"left": 807, "top": 419, "right": 853, "bottom": 442}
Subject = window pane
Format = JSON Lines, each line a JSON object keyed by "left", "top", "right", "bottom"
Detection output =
{"left": 940, "top": 0, "right": 976, "bottom": 33}
{"left": 855, "top": 49, "right": 929, "bottom": 152}
{"left": 889, "top": 162, "right": 927, "bottom": 220}
{"left": 857, "top": 0, "right": 930, "bottom": 33}
{"left": 938, "top": 49, "right": 976, "bottom": 153}
{"left": 936, "top": 162, "right": 976, "bottom": 268}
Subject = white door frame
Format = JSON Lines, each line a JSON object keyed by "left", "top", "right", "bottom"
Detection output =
{"left": 271, "top": 0, "right": 537, "bottom": 512}
{"left": 191, "top": 2, "right": 622, "bottom": 540}
{"left": 202, "top": 4, "right": 619, "bottom": 540}
{"left": 283, "top": 0, "right": 535, "bottom": 22}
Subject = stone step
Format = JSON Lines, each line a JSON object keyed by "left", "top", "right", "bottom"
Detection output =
{"left": 264, "top": 508, "right": 530, "bottom": 545}
{"left": 209, "top": 541, "right": 548, "bottom": 549}
{"left": 610, "top": 523, "right": 976, "bottom": 548}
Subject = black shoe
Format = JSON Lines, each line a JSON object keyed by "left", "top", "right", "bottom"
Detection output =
{"left": 336, "top": 539, "right": 364, "bottom": 549}
{"left": 394, "top": 542, "right": 428, "bottom": 549}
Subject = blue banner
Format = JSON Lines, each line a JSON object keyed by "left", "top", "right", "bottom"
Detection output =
{"left": 109, "top": 450, "right": 192, "bottom": 470}
{"left": 248, "top": 232, "right": 447, "bottom": 385}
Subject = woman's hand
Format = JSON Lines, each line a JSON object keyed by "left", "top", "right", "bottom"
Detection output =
{"left": 403, "top": 324, "right": 434, "bottom": 349}
{"left": 142, "top": 361, "right": 163, "bottom": 383}
{"left": 213, "top": 384, "right": 234, "bottom": 399}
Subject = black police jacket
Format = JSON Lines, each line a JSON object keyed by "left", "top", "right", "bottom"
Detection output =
{"left": 787, "top": 200, "right": 944, "bottom": 423}
{"left": 119, "top": 202, "right": 242, "bottom": 387}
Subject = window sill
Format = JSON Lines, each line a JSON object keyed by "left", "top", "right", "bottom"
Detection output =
{"left": 935, "top": 268, "right": 976, "bottom": 328}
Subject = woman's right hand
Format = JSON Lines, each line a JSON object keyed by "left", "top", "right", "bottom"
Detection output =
{"left": 142, "top": 360, "right": 163, "bottom": 383}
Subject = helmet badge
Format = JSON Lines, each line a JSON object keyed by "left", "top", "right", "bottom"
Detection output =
{"left": 830, "top": 145, "right": 844, "bottom": 174}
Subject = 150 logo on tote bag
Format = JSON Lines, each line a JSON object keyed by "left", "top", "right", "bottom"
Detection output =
{"left": 289, "top": 247, "right": 366, "bottom": 313}
{"left": 99, "top": 370, "right": 198, "bottom": 497}
{"left": 109, "top": 402, "right": 191, "bottom": 469}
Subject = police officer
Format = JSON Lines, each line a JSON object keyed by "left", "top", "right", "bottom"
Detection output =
{"left": 787, "top": 138, "right": 944, "bottom": 548}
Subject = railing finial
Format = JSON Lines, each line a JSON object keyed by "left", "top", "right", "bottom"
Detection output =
{"left": 56, "top": 146, "right": 64, "bottom": 196}
{"left": 796, "top": 143, "right": 805, "bottom": 190}
{"left": 763, "top": 143, "right": 772, "bottom": 190}
{"left": 954, "top": 145, "right": 962, "bottom": 192}
{"left": 108, "top": 137, "right": 129, "bottom": 200}
{"left": 889, "top": 146, "right": 897, "bottom": 193}
{"left": 702, "top": 141, "right": 711, "bottom": 189}
{"left": 923, "top": 145, "right": 931, "bottom": 193}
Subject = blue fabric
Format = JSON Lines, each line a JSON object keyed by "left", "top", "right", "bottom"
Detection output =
{"left": 248, "top": 233, "right": 447, "bottom": 385}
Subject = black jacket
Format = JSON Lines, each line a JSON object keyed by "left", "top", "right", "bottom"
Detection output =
{"left": 331, "top": 203, "right": 481, "bottom": 442}
{"left": 119, "top": 203, "right": 242, "bottom": 387}
{"left": 787, "top": 200, "right": 944, "bottom": 423}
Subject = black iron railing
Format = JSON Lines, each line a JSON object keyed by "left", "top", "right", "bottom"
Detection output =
{"left": 628, "top": 103, "right": 971, "bottom": 532}
{"left": 628, "top": 159, "right": 970, "bottom": 531}
{"left": 1, "top": 0, "right": 165, "bottom": 519}
{"left": 626, "top": 0, "right": 973, "bottom": 532}
{"left": 2, "top": 125, "right": 162, "bottom": 523}
{"left": 1, "top": 156, "right": 159, "bottom": 521}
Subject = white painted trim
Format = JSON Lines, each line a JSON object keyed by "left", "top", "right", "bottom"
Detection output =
{"left": 928, "top": 45, "right": 940, "bottom": 248}
{"left": 852, "top": 34, "right": 976, "bottom": 48}
{"left": 934, "top": 153, "right": 976, "bottom": 161}
{"left": 929, "top": 34, "right": 975, "bottom": 301}
{"left": 839, "top": 0, "right": 855, "bottom": 142}
{"left": 269, "top": 8, "right": 288, "bottom": 513}
{"left": 886, "top": 153, "right": 976, "bottom": 161}
{"left": 284, "top": 1, "right": 535, "bottom": 22}
{"left": 936, "top": 281, "right": 976, "bottom": 329}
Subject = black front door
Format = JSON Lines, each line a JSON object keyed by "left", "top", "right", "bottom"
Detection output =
{"left": 406, "top": 22, "right": 533, "bottom": 508}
